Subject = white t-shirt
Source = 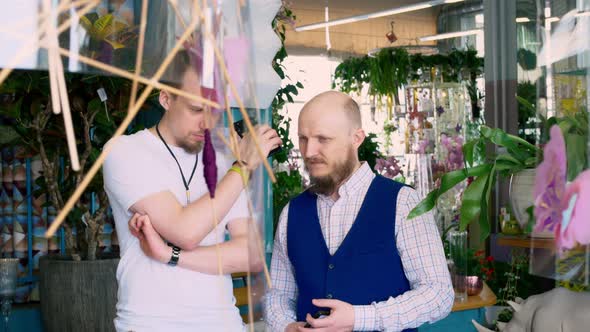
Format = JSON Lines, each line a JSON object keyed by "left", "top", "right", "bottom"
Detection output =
{"left": 103, "top": 129, "right": 248, "bottom": 332}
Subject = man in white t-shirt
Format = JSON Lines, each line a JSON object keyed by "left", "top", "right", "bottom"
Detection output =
{"left": 103, "top": 50, "right": 281, "bottom": 332}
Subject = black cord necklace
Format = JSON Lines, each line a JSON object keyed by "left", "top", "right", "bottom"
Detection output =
{"left": 156, "top": 122, "right": 199, "bottom": 204}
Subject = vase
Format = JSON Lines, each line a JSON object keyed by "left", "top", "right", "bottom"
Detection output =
{"left": 448, "top": 229, "right": 468, "bottom": 302}
{"left": 464, "top": 276, "right": 484, "bottom": 296}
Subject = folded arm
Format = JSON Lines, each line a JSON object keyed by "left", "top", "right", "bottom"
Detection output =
{"left": 131, "top": 213, "right": 263, "bottom": 274}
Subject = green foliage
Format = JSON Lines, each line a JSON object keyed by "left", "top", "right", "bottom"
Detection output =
{"left": 516, "top": 81, "right": 538, "bottom": 143}
{"left": 271, "top": 4, "right": 304, "bottom": 230}
{"left": 408, "top": 125, "right": 541, "bottom": 241}
{"left": 357, "top": 133, "right": 383, "bottom": 171}
{"left": 333, "top": 48, "right": 484, "bottom": 97}
{"left": 0, "top": 70, "right": 136, "bottom": 258}
{"left": 331, "top": 56, "right": 370, "bottom": 94}
{"left": 368, "top": 48, "right": 409, "bottom": 104}
{"left": 517, "top": 48, "right": 537, "bottom": 71}
{"left": 410, "top": 99, "right": 589, "bottom": 241}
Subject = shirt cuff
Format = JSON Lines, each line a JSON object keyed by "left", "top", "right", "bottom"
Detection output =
{"left": 353, "top": 304, "right": 379, "bottom": 331}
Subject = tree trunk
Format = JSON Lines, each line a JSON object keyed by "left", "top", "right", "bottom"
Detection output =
{"left": 86, "top": 218, "right": 101, "bottom": 261}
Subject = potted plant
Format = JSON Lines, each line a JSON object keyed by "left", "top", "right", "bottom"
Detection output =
{"left": 0, "top": 70, "right": 136, "bottom": 331}
{"left": 270, "top": 3, "right": 305, "bottom": 230}
{"left": 408, "top": 101, "right": 588, "bottom": 241}
{"left": 463, "top": 249, "right": 495, "bottom": 296}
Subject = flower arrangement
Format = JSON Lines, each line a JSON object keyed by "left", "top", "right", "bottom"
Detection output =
{"left": 471, "top": 249, "right": 495, "bottom": 282}
{"left": 534, "top": 124, "right": 590, "bottom": 253}
{"left": 375, "top": 155, "right": 404, "bottom": 182}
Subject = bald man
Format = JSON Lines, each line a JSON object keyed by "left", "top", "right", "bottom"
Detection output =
{"left": 264, "top": 91, "right": 453, "bottom": 332}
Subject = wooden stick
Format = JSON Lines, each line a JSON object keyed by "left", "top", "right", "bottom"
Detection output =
{"left": 0, "top": 0, "right": 92, "bottom": 34}
{"left": 128, "top": 0, "right": 149, "bottom": 107}
{"left": 42, "top": 0, "right": 80, "bottom": 170}
{"left": 47, "top": 47, "right": 221, "bottom": 109}
{"left": 0, "top": 0, "right": 99, "bottom": 89}
{"left": 209, "top": 198, "right": 224, "bottom": 276}
{"left": 214, "top": 129, "right": 272, "bottom": 288}
{"left": 168, "top": 0, "right": 189, "bottom": 32}
{"left": 43, "top": 0, "right": 62, "bottom": 115}
{"left": 46, "top": 18, "right": 200, "bottom": 237}
{"left": 203, "top": 27, "right": 276, "bottom": 183}
{"left": 247, "top": 270, "right": 254, "bottom": 332}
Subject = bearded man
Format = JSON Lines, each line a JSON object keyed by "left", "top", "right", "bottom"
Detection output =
{"left": 264, "top": 91, "right": 453, "bottom": 332}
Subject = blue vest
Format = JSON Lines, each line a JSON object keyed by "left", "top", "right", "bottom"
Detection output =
{"left": 287, "top": 175, "right": 416, "bottom": 332}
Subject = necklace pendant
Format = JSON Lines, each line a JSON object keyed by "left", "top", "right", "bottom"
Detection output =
{"left": 186, "top": 190, "right": 190, "bottom": 204}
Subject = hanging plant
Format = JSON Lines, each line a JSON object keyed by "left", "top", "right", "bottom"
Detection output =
{"left": 334, "top": 48, "right": 483, "bottom": 96}
{"left": 331, "top": 56, "right": 370, "bottom": 95}
{"left": 368, "top": 48, "right": 409, "bottom": 105}
{"left": 517, "top": 48, "right": 537, "bottom": 71}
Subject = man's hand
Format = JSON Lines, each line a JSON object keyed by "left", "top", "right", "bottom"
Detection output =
{"left": 285, "top": 322, "right": 306, "bottom": 332}
{"left": 298, "top": 299, "right": 355, "bottom": 332}
{"left": 129, "top": 213, "right": 170, "bottom": 263}
{"left": 238, "top": 124, "right": 282, "bottom": 171}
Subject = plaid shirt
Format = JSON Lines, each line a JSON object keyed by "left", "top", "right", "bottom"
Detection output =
{"left": 264, "top": 163, "right": 453, "bottom": 331}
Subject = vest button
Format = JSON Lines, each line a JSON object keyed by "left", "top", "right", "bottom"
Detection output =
{"left": 326, "top": 293, "right": 333, "bottom": 299}
{"left": 328, "top": 264, "right": 334, "bottom": 270}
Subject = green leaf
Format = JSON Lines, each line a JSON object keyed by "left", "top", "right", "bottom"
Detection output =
{"left": 479, "top": 165, "right": 496, "bottom": 241}
{"left": 480, "top": 125, "right": 539, "bottom": 155}
{"left": 495, "top": 154, "right": 523, "bottom": 166}
{"left": 275, "top": 66, "right": 285, "bottom": 79}
{"left": 0, "top": 97, "right": 23, "bottom": 119}
{"left": 525, "top": 205, "right": 535, "bottom": 234}
{"left": 0, "top": 125, "right": 21, "bottom": 147}
{"left": 296, "top": 82, "right": 304, "bottom": 88}
{"left": 565, "top": 133, "right": 587, "bottom": 181}
{"left": 459, "top": 173, "right": 489, "bottom": 231}
{"left": 516, "top": 95, "right": 536, "bottom": 115}
{"left": 407, "top": 190, "right": 439, "bottom": 220}
{"left": 462, "top": 139, "right": 477, "bottom": 168}
{"left": 408, "top": 164, "right": 492, "bottom": 219}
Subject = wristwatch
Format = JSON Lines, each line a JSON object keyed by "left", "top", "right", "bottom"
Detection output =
{"left": 167, "top": 245, "right": 181, "bottom": 266}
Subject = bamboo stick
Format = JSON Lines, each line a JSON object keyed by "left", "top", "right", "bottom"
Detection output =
{"left": 128, "top": 0, "right": 149, "bottom": 107}
{"left": 46, "top": 18, "right": 201, "bottom": 237}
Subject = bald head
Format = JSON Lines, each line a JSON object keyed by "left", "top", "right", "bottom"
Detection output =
{"left": 300, "top": 91, "right": 362, "bottom": 130}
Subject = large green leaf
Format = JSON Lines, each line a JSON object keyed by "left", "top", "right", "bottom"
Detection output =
{"left": 459, "top": 172, "right": 489, "bottom": 231}
{"left": 408, "top": 164, "right": 492, "bottom": 219}
{"left": 480, "top": 125, "right": 539, "bottom": 157}
{"left": 564, "top": 133, "right": 587, "bottom": 181}
{"left": 462, "top": 139, "right": 478, "bottom": 168}
{"left": 479, "top": 165, "right": 496, "bottom": 241}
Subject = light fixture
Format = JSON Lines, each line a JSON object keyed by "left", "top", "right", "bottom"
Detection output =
{"left": 546, "top": 17, "right": 560, "bottom": 23}
{"left": 516, "top": 17, "right": 531, "bottom": 23}
{"left": 294, "top": 0, "right": 465, "bottom": 32}
{"left": 419, "top": 29, "right": 482, "bottom": 42}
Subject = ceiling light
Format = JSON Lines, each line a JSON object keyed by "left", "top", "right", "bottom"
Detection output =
{"left": 295, "top": 0, "right": 465, "bottom": 32}
{"left": 419, "top": 29, "right": 482, "bottom": 42}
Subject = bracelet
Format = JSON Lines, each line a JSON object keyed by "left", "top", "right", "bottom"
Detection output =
{"left": 229, "top": 165, "right": 249, "bottom": 184}
{"left": 232, "top": 160, "right": 248, "bottom": 167}
{"left": 167, "top": 245, "right": 181, "bottom": 266}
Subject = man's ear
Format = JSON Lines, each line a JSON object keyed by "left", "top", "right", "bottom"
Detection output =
{"left": 352, "top": 128, "right": 366, "bottom": 149}
{"left": 158, "top": 90, "right": 172, "bottom": 111}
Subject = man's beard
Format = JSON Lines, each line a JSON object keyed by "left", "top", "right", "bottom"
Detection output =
{"left": 180, "top": 140, "right": 203, "bottom": 154}
{"left": 307, "top": 148, "right": 356, "bottom": 196}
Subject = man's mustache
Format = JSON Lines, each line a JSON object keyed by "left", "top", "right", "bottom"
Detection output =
{"left": 305, "top": 157, "right": 327, "bottom": 164}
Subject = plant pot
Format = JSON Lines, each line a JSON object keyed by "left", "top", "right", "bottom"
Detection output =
{"left": 39, "top": 256, "right": 119, "bottom": 332}
{"left": 452, "top": 275, "right": 484, "bottom": 296}
{"left": 509, "top": 168, "right": 553, "bottom": 237}
{"left": 464, "top": 276, "right": 484, "bottom": 296}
